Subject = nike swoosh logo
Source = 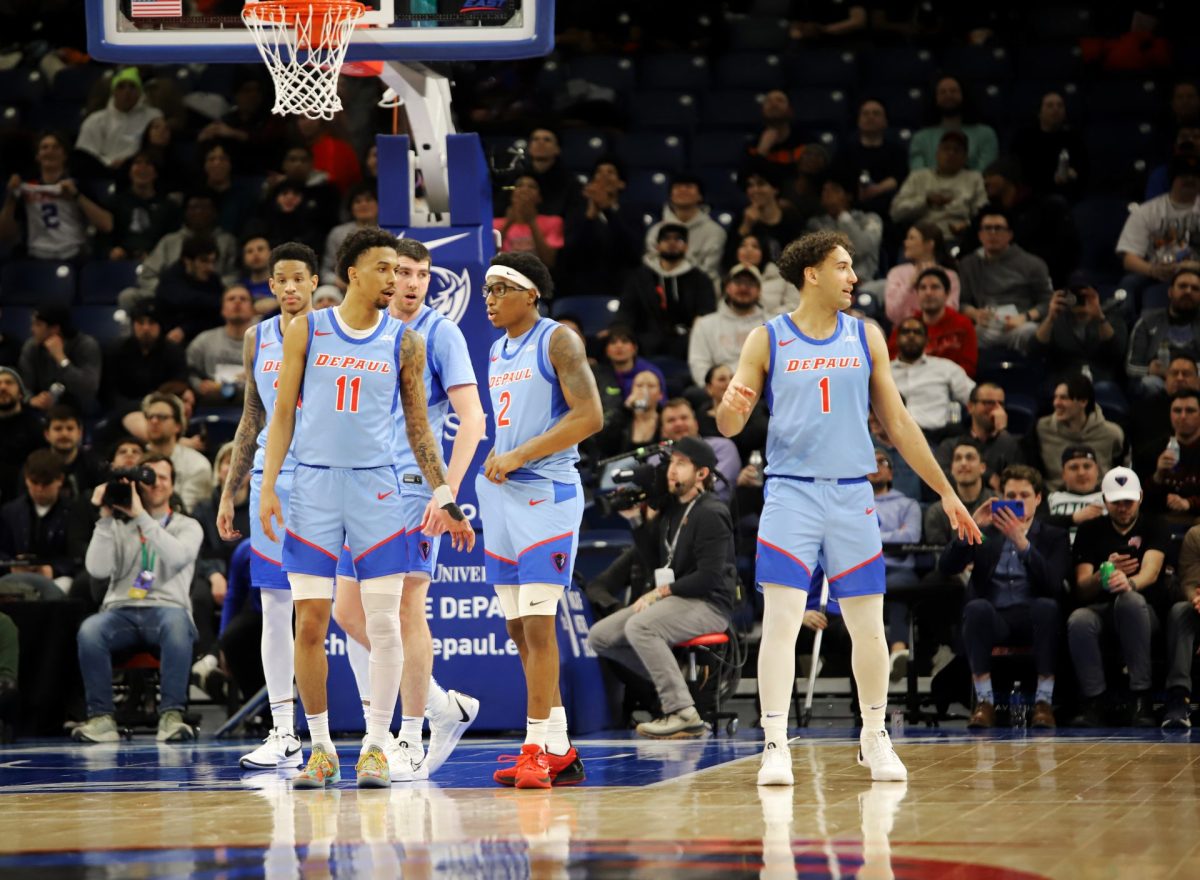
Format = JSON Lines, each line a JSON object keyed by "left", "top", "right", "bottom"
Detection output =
{"left": 284, "top": 745, "right": 301, "bottom": 757}
{"left": 865, "top": 507, "right": 876, "bottom": 515}
{"left": 529, "top": 499, "right": 547, "bottom": 506}
{"left": 778, "top": 338, "right": 796, "bottom": 347}
{"left": 454, "top": 696, "right": 470, "bottom": 723}
{"left": 490, "top": 356, "right": 499, "bottom": 362}
{"left": 260, "top": 341, "right": 276, "bottom": 349}
{"left": 529, "top": 598, "right": 551, "bottom": 606}
{"left": 314, "top": 330, "right": 333, "bottom": 336}
{"left": 378, "top": 491, "right": 394, "bottom": 500}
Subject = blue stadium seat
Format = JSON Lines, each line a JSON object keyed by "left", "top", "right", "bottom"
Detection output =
{"left": 943, "top": 46, "right": 1013, "bottom": 82}
{"left": 1084, "top": 78, "right": 1160, "bottom": 121}
{"left": 616, "top": 133, "right": 687, "bottom": 171}
{"left": 869, "top": 85, "right": 927, "bottom": 130}
{"left": 698, "top": 169, "right": 745, "bottom": 214}
{"left": 623, "top": 170, "right": 672, "bottom": 212}
{"left": 788, "top": 87, "right": 852, "bottom": 128}
{"left": 728, "top": 17, "right": 789, "bottom": 52}
{"left": 49, "top": 64, "right": 109, "bottom": 104}
{"left": 1029, "top": 6, "right": 1094, "bottom": 40}
{"left": 967, "top": 82, "right": 1008, "bottom": 127}
{"left": 0, "top": 106, "right": 20, "bottom": 130}
{"left": 0, "top": 69, "right": 46, "bottom": 107}
{"left": 559, "top": 129, "right": 613, "bottom": 173}
{"left": 535, "top": 58, "right": 565, "bottom": 95}
{"left": 73, "top": 306, "right": 128, "bottom": 347}
{"left": 1004, "top": 394, "right": 1038, "bottom": 437}
{"left": 860, "top": 47, "right": 937, "bottom": 88}
{"left": 700, "top": 90, "right": 764, "bottom": 129}
{"left": 191, "top": 411, "right": 242, "bottom": 453}
{"left": 648, "top": 355, "right": 693, "bottom": 397}
{"left": 714, "top": 53, "right": 786, "bottom": 91}
{"left": 567, "top": 56, "right": 637, "bottom": 95}
{"left": 692, "top": 131, "right": 754, "bottom": 168}
{"left": 783, "top": 49, "right": 858, "bottom": 89}
{"left": 1071, "top": 196, "right": 1131, "bottom": 283}
{"left": 1086, "top": 121, "right": 1164, "bottom": 185}
{"left": 0, "top": 306, "right": 33, "bottom": 343}
{"left": 639, "top": 54, "right": 710, "bottom": 91}
{"left": 26, "top": 102, "right": 84, "bottom": 134}
{"left": 80, "top": 260, "right": 140, "bottom": 305}
{"left": 1016, "top": 46, "right": 1084, "bottom": 82}
{"left": 629, "top": 92, "right": 699, "bottom": 132}
{"left": 551, "top": 295, "right": 622, "bottom": 337}
{"left": 0, "top": 260, "right": 77, "bottom": 308}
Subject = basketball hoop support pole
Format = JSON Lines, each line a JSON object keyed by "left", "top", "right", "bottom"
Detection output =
{"left": 377, "top": 61, "right": 455, "bottom": 218}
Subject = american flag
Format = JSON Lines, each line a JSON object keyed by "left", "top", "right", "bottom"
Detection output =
{"left": 130, "top": 0, "right": 183, "bottom": 18}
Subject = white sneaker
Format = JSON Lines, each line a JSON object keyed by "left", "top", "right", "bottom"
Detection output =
{"left": 385, "top": 737, "right": 427, "bottom": 782}
{"left": 930, "top": 644, "right": 955, "bottom": 679}
{"left": 239, "top": 728, "right": 303, "bottom": 770}
{"left": 857, "top": 730, "right": 908, "bottom": 781}
{"left": 425, "top": 690, "right": 479, "bottom": 776}
{"left": 756, "top": 741, "right": 794, "bottom": 786}
{"left": 888, "top": 646, "right": 909, "bottom": 683}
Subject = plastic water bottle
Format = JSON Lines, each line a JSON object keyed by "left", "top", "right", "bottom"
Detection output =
{"left": 1158, "top": 340, "right": 1172, "bottom": 370}
{"left": 1009, "top": 682, "right": 1027, "bottom": 730}
{"left": 1055, "top": 149, "right": 1070, "bottom": 184}
{"left": 749, "top": 450, "right": 764, "bottom": 483}
{"left": 1167, "top": 436, "right": 1181, "bottom": 470}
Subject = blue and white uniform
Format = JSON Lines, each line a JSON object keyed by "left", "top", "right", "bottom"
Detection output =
{"left": 476, "top": 318, "right": 583, "bottom": 588}
{"left": 249, "top": 315, "right": 295, "bottom": 590}
{"left": 755, "top": 311, "right": 886, "bottom": 598}
{"left": 281, "top": 308, "right": 409, "bottom": 580}
{"left": 336, "top": 304, "right": 477, "bottom": 579}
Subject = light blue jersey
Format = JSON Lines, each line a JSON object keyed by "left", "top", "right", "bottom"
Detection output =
{"left": 392, "top": 305, "right": 477, "bottom": 486}
{"left": 487, "top": 317, "right": 578, "bottom": 480}
{"left": 293, "top": 308, "right": 403, "bottom": 469}
{"left": 251, "top": 315, "right": 297, "bottom": 474}
{"left": 763, "top": 311, "right": 876, "bottom": 480}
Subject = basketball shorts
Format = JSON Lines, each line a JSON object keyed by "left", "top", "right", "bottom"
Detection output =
{"left": 475, "top": 467, "right": 583, "bottom": 589}
{"left": 755, "top": 477, "right": 885, "bottom": 599}
{"left": 282, "top": 464, "right": 409, "bottom": 580}
{"left": 250, "top": 469, "right": 292, "bottom": 591}
{"left": 335, "top": 489, "right": 439, "bottom": 581}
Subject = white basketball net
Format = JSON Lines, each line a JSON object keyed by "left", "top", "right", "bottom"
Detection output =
{"left": 241, "top": 1, "right": 367, "bottom": 120}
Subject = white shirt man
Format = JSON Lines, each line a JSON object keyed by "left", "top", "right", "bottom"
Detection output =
{"left": 890, "top": 317, "right": 975, "bottom": 433}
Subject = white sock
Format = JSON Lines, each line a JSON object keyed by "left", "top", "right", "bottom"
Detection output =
{"left": 399, "top": 716, "right": 423, "bottom": 746}
{"left": 525, "top": 717, "right": 550, "bottom": 749}
{"left": 260, "top": 590, "right": 295, "bottom": 734}
{"left": 841, "top": 593, "right": 889, "bottom": 733}
{"left": 425, "top": 676, "right": 450, "bottom": 718}
{"left": 758, "top": 583, "right": 807, "bottom": 748}
{"left": 361, "top": 701, "right": 371, "bottom": 727}
{"left": 270, "top": 700, "right": 294, "bottom": 737}
{"left": 546, "top": 705, "right": 570, "bottom": 755}
{"left": 346, "top": 633, "right": 372, "bottom": 705}
{"left": 306, "top": 711, "right": 333, "bottom": 750}
{"left": 361, "top": 578, "right": 404, "bottom": 750}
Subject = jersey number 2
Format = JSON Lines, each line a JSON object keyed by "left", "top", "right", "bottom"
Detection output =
{"left": 818, "top": 376, "right": 831, "bottom": 414}
{"left": 497, "top": 390, "right": 512, "bottom": 427}
{"left": 334, "top": 374, "right": 361, "bottom": 413}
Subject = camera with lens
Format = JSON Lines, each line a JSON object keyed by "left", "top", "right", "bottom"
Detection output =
{"left": 596, "top": 442, "right": 674, "bottom": 515}
{"left": 101, "top": 465, "right": 158, "bottom": 512}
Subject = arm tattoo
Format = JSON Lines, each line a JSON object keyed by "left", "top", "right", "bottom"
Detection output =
{"left": 223, "top": 332, "right": 266, "bottom": 499}
{"left": 549, "top": 327, "right": 601, "bottom": 407}
{"left": 398, "top": 329, "right": 448, "bottom": 488}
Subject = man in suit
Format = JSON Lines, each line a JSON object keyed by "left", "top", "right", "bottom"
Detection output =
{"left": 939, "top": 464, "right": 1070, "bottom": 729}
{"left": 588, "top": 436, "right": 737, "bottom": 738}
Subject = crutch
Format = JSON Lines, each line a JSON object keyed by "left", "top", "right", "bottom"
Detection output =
{"left": 800, "top": 574, "right": 830, "bottom": 728}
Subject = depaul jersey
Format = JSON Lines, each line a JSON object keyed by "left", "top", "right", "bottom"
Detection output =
{"left": 391, "top": 305, "right": 477, "bottom": 483}
{"left": 293, "top": 308, "right": 403, "bottom": 469}
{"left": 763, "top": 311, "right": 876, "bottom": 480}
{"left": 251, "top": 315, "right": 297, "bottom": 474}
{"left": 487, "top": 317, "right": 579, "bottom": 480}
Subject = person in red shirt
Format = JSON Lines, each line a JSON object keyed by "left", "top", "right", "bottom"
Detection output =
{"left": 888, "top": 267, "right": 978, "bottom": 377}
{"left": 294, "top": 117, "right": 362, "bottom": 195}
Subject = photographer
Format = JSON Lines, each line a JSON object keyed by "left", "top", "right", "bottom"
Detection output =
{"left": 1028, "top": 278, "right": 1128, "bottom": 390}
{"left": 588, "top": 437, "right": 737, "bottom": 739}
{"left": 73, "top": 454, "right": 203, "bottom": 744}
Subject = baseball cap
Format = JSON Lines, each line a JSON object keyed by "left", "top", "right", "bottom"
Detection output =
{"left": 671, "top": 435, "right": 717, "bottom": 472}
{"left": 656, "top": 223, "right": 689, "bottom": 243}
{"left": 0, "top": 365, "right": 27, "bottom": 400}
{"left": 1101, "top": 466, "right": 1142, "bottom": 503}
{"left": 1061, "top": 444, "right": 1097, "bottom": 466}
{"left": 940, "top": 130, "right": 969, "bottom": 149}
{"left": 725, "top": 262, "right": 763, "bottom": 286}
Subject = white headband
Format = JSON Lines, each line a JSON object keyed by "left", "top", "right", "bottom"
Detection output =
{"left": 485, "top": 264, "right": 538, "bottom": 293}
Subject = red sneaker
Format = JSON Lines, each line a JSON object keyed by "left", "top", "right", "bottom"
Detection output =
{"left": 494, "top": 745, "right": 584, "bottom": 787}
{"left": 513, "top": 744, "right": 552, "bottom": 789}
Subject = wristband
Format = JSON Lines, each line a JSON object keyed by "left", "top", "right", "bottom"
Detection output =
{"left": 434, "top": 484, "right": 466, "bottom": 522}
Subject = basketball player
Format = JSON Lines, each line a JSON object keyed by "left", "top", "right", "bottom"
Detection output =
{"left": 478, "top": 252, "right": 603, "bottom": 789}
{"left": 716, "top": 231, "right": 981, "bottom": 786}
{"left": 217, "top": 241, "right": 318, "bottom": 771}
{"left": 332, "top": 238, "right": 487, "bottom": 780}
{"left": 260, "top": 227, "right": 474, "bottom": 789}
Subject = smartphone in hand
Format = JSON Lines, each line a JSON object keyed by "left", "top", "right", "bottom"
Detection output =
{"left": 991, "top": 499, "right": 1025, "bottom": 518}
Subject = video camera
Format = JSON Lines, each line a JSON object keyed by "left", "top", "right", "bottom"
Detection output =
{"left": 101, "top": 465, "right": 158, "bottom": 512}
{"left": 596, "top": 441, "right": 674, "bottom": 515}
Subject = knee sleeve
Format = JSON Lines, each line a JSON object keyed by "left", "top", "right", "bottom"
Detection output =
{"left": 289, "top": 573, "right": 334, "bottom": 601}
{"left": 361, "top": 576, "right": 404, "bottom": 655}
{"left": 518, "top": 583, "right": 564, "bottom": 617}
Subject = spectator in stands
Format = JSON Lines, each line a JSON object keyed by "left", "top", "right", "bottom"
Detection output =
{"left": 119, "top": 381, "right": 205, "bottom": 457}
{"left": 1170, "top": 79, "right": 1200, "bottom": 132}
{"left": 1115, "top": 153, "right": 1200, "bottom": 306}
{"left": 107, "top": 151, "right": 180, "bottom": 261}
{"left": 155, "top": 235, "right": 224, "bottom": 345}
{"left": 293, "top": 117, "right": 361, "bottom": 195}
{"left": 1130, "top": 355, "right": 1199, "bottom": 454}
{"left": 870, "top": 407, "right": 921, "bottom": 500}
{"left": 1030, "top": 279, "right": 1128, "bottom": 390}
{"left": 688, "top": 264, "right": 767, "bottom": 386}
{"left": 887, "top": 267, "right": 977, "bottom": 377}
{"left": 1011, "top": 91, "right": 1088, "bottom": 202}
{"left": 321, "top": 184, "right": 378, "bottom": 290}
{"left": 257, "top": 180, "right": 324, "bottom": 255}
{"left": 940, "top": 464, "right": 1068, "bottom": 730}
{"left": 805, "top": 173, "right": 883, "bottom": 281}
{"left": 138, "top": 117, "right": 189, "bottom": 199}
{"left": 559, "top": 157, "right": 642, "bottom": 298}
{"left": 0, "top": 449, "right": 85, "bottom": 601}
{"left": 1140, "top": 389, "right": 1200, "bottom": 524}
{"left": 19, "top": 307, "right": 101, "bottom": 415}
{"left": 883, "top": 222, "right": 961, "bottom": 328}
{"left": 44, "top": 405, "right": 104, "bottom": 499}
{"left": 1045, "top": 445, "right": 1106, "bottom": 543}
{"left": 196, "top": 77, "right": 287, "bottom": 175}
{"left": 834, "top": 98, "right": 909, "bottom": 219}
{"left": 958, "top": 208, "right": 1053, "bottom": 353}
{"left": 0, "top": 309, "right": 19, "bottom": 368}
{"left": 515, "top": 127, "right": 580, "bottom": 219}
{"left": 0, "top": 132, "right": 113, "bottom": 260}
{"left": 747, "top": 90, "right": 806, "bottom": 173}
{"left": 979, "top": 158, "right": 1078, "bottom": 286}
{"left": 0, "top": 367, "right": 45, "bottom": 506}
{"left": 1145, "top": 128, "right": 1199, "bottom": 200}
{"left": 890, "top": 317, "right": 975, "bottom": 442}
{"left": 645, "top": 172, "right": 726, "bottom": 291}
{"left": 1069, "top": 467, "right": 1166, "bottom": 728}
{"left": 127, "top": 192, "right": 238, "bottom": 307}
{"left": 267, "top": 143, "right": 340, "bottom": 222}
{"left": 890, "top": 131, "right": 987, "bottom": 240}
{"left": 619, "top": 224, "right": 715, "bottom": 360}
{"left": 74, "top": 454, "right": 202, "bottom": 744}
{"left": 594, "top": 323, "right": 667, "bottom": 403}
{"left": 867, "top": 448, "right": 922, "bottom": 678}
{"left": 935, "top": 383, "right": 1025, "bottom": 491}
{"left": 1029, "top": 375, "right": 1126, "bottom": 491}
{"left": 1126, "top": 268, "right": 1200, "bottom": 397}
{"left": 236, "top": 234, "right": 273, "bottom": 312}
{"left": 202, "top": 143, "right": 257, "bottom": 239}
{"left": 312, "top": 286, "right": 342, "bottom": 309}
{"left": 1165, "top": 524, "right": 1200, "bottom": 728}
{"left": 595, "top": 370, "right": 663, "bottom": 459}
{"left": 101, "top": 301, "right": 188, "bottom": 413}
{"left": 142, "top": 392, "right": 212, "bottom": 514}
{"left": 726, "top": 159, "right": 808, "bottom": 266}
{"left": 661, "top": 398, "right": 740, "bottom": 500}
{"left": 494, "top": 175, "right": 563, "bottom": 269}
{"left": 732, "top": 233, "right": 798, "bottom": 317}
{"left": 75, "top": 67, "right": 162, "bottom": 174}
{"left": 788, "top": 3, "right": 868, "bottom": 42}
{"left": 924, "top": 437, "right": 995, "bottom": 546}
{"left": 908, "top": 75, "right": 998, "bottom": 173}
{"left": 186, "top": 286, "right": 254, "bottom": 405}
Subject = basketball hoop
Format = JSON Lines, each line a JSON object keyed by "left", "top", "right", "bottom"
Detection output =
{"left": 242, "top": 0, "right": 367, "bottom": 120}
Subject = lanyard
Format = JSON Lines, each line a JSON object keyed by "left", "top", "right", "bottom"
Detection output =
{"left": 136, "top": 514, "right": 171, "bottom": 573}
{"left": 663, "top": 497, "right": 699, "bottom": 567}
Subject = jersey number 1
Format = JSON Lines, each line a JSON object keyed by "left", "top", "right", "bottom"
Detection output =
{"left": 335, "top": 374, "right": 361, "bottom": 413}
{"left": 818, "top": 375, "right": 831, "bottom": 414}
{"left": 497, "top": 390, "right": 513, "bottom": 427}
